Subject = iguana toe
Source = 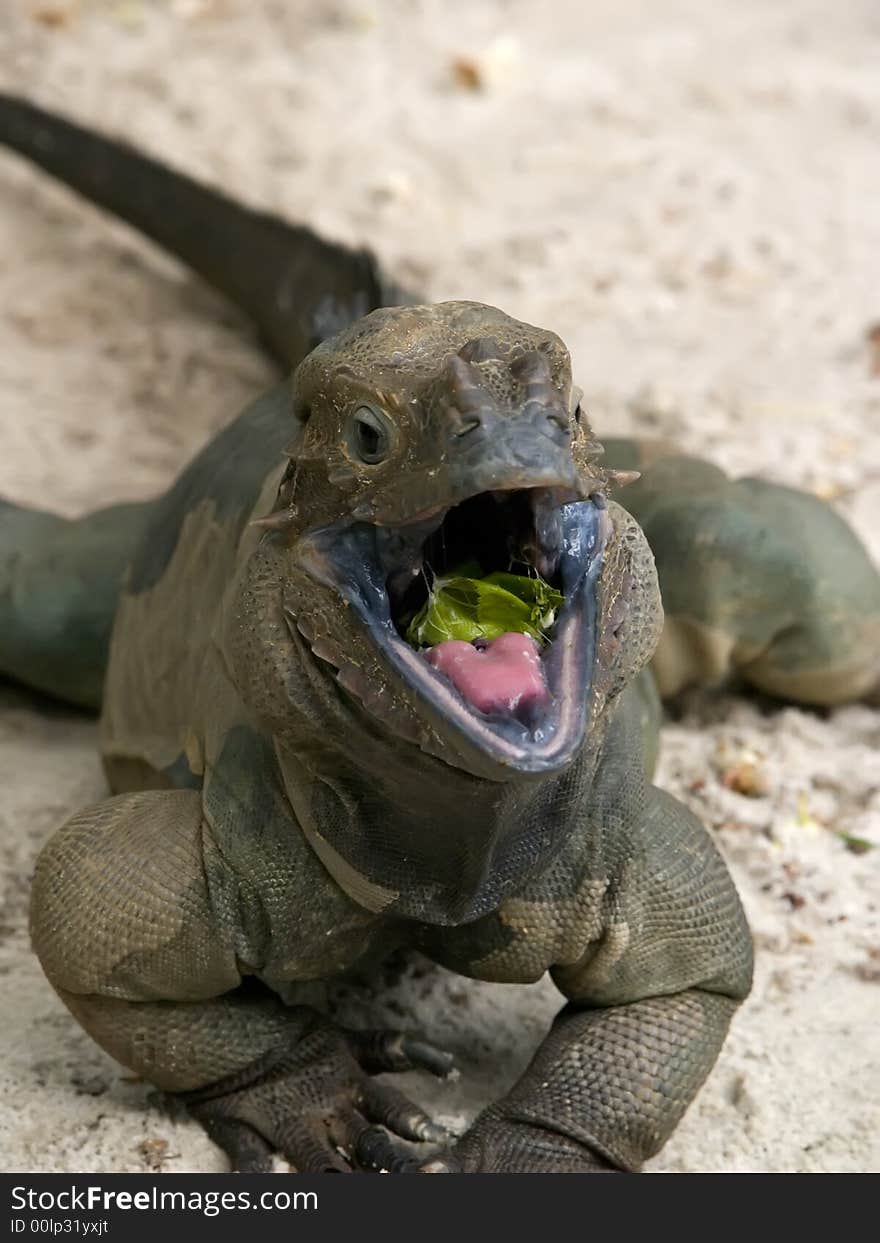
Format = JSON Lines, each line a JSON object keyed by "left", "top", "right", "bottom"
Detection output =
{"left": 421, "top": 1118, "right": 619, "bottom": 1174}
{"left": 347, "top": 1029, "right": 455, "bottom": 1079}
{"left": 182, "top": 1012, "right": 450, "bottom": 1174}
{"left": 198, "top": 1116, "right": 277, "bottom": 1174}
{"left": 355, "top": 1126, "right": 422, "bottom": 1174}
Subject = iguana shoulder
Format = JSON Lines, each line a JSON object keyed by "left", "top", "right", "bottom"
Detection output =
{"left": 101, "top": 384, "right": 296, "bottom": 789}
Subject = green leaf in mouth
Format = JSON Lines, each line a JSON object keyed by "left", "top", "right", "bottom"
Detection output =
{"left": 405, "top": 569, "right": 565, "bottom": 649}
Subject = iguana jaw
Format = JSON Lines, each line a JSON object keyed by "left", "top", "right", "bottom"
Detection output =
{"left": 290, "top": 491, "right": 610, "bottom": 777}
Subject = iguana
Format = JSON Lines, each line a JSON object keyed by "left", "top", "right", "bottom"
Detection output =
{"left": 1, "top": 94, "right": 878, "bottom": 1175}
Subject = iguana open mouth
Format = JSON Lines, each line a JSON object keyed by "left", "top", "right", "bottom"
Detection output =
{"left": 293, "top": 486, "right": 610, "bottom": 774}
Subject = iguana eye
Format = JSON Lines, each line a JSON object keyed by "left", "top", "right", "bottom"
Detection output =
{"left": 347, "top": 406, "right": 393, "bottom": 465}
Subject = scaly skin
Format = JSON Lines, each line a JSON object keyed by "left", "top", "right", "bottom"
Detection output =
{"left": 3, "top": 96, "right": 878, "bottom": 1173}
{"left": 25, "top": 304, "right": 754, "bottom": 1175}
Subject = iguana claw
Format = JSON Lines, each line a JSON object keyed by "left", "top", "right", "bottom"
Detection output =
{"left": 182, "top": 1011, "right": 452, "bottom": 1174}
{"left": 419, "top": 1120, "right": 618, "bottom": 1174}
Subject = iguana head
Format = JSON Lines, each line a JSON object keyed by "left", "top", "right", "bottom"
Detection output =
{"left": 259, "top": 301, "right": 661, "bottom": 782}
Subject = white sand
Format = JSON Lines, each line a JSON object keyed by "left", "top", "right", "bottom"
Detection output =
{"left": 0, "top": 0, "right": 877, "bottom": 1173}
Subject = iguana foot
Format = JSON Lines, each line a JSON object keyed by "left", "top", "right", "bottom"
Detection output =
{"left": 182, "top": 1011, "right": 453, "bottom": 1173}
{"left": 420, "top": 1115, "right": 618, "bottom": 1174}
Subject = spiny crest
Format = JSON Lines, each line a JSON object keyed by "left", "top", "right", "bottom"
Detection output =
{"left": 605, "top": 468, "right": 641, "bottom": 489}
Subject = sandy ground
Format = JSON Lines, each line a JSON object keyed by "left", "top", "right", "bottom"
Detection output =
{"left": 1, "top": 0, "right": 878, "bottom": 1174}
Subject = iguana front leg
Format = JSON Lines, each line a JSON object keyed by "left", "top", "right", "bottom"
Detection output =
{"left": 422, "top": 780, "right": 752, "bottom": 1173}
{"left": 428, "top": 991, "right": 736, "bottom": 1173}
{"left": 31, "top": 789, "right": 450, "bottom": 1172}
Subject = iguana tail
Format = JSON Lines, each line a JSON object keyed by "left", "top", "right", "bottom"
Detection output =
{"left": 0, "top": 92, "right": 412, "bottom": 370}
{"left": 0, "top": 499, "right": 154, "bottom": 710}
{"left": 0, "top": 94, "right": 414, "bottom": 708}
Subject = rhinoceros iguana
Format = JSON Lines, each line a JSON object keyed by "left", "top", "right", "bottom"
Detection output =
{"left": 1, "top": 94, "right": 878, "bottom": 1174}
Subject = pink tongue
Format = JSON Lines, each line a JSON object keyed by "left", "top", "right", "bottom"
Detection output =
{"left": 424, "top": 632, "right": 550, "bottom": 717}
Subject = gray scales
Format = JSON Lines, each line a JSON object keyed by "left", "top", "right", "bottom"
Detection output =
{"left": 1, "top": 94, "right": 878, "bottom": 1173}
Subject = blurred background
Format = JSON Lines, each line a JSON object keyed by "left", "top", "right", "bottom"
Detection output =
{"left": 0, "top": 0, "right": 878, "bottom": 1173}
